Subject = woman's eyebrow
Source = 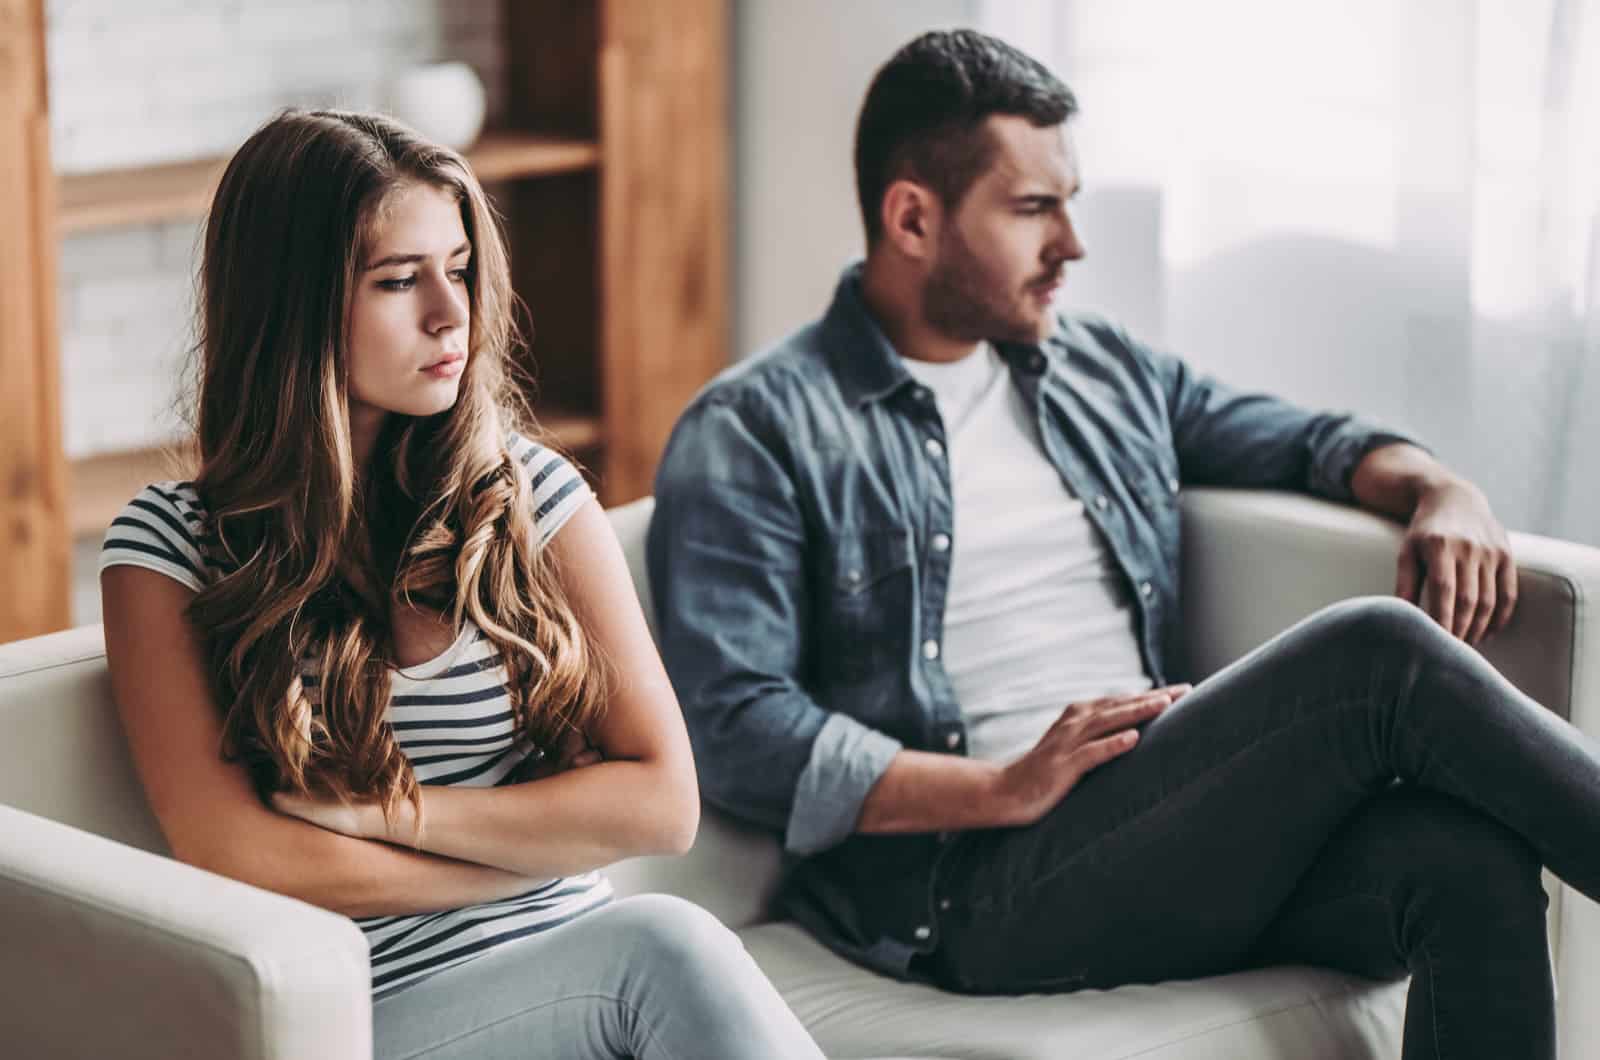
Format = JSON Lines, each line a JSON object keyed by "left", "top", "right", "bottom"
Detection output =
{"left": 364, "top": 241, "right": 472, "bottom": 271}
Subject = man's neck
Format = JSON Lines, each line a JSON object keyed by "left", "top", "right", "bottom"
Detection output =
{"left": 860, "top": 254, "right": 982, "bottom": 365}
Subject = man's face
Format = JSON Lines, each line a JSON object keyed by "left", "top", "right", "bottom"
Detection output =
{"left": 921, "top": 115, "right": 1084, "bottom": 345}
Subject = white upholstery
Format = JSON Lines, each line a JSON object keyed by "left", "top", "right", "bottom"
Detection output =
{"left": 739, "top": 923, "right": 1402, "bottom": 1060}
{"left": 2, "top": 488, "right": 1598, "bottom": 1059}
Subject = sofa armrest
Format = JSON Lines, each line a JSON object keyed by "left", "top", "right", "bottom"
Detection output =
{"left": 0, "top": 804, "right": 371, "bottom": 1060}
{"left": 1179, "top": 487, "right": 1600, "bottom": 1058}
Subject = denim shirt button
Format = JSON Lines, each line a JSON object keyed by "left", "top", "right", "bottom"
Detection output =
{"left": 938, "top": 898, "right": 952, "bottom": 912}
{"left": 913, "top": 925, "right": 932, "bottom": 941}
{"left": 944, "top": 730, "right": 961, "bottom": 749}
{"left": 924, "top": 437, "right": 945, "bottom": 459}
{"left": 923, "top": 639, "right": 941, "bottom": 660}
{"left": 845, "top": 568, "right": 863, "bottom": 585}
{"left": 1140, "top": 581, "right": 1155, "bottom": 599}
{"left": 1168, "top": 476, "right": 1180, "bottom": 493}
{"left": 1094, "top": 494, "right": 1109, "bottom": 511}
{"left": 931, "top": 532, "right": 951, "bottom": 553}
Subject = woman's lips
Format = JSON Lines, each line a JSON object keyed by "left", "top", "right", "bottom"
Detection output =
{"left": 422, "top": 353, "right": 465, "bottom": 378}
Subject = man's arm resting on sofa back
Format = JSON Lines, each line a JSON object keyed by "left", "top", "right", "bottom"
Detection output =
{"left": 1349, "top": 442, "right": 1517, "bottom": 645}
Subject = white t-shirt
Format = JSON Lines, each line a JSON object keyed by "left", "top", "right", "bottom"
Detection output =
{"left": 902, "top": 345, "right": 1151, "bottom": 762}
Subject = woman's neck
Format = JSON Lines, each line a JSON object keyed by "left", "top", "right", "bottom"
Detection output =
{"left": 349, "top": 403, "right": 389, "bottom": 480}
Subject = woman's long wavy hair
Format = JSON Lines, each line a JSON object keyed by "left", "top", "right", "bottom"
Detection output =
{"left": 185, "top": 109, "right": 607, "bottom": 820}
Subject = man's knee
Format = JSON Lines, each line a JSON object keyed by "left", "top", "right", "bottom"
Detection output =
{"left": 1313, "top": 595, "right": 1446, "bottom": 662}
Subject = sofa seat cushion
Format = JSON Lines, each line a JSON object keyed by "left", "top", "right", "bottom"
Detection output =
{"left": 739, "top": 922, "right": 1405, "bottom": 1060}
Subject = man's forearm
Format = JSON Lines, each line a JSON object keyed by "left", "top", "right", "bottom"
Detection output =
{"left": 1350, "top": 442, "right": 1456, "bottom": 520}
{"left": 856, "top": 750, "right": 1018, "bottom": 834}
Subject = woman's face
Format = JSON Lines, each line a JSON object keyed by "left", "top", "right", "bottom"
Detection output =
{"left": 347, "top": 181, "right": 472, "bottom": 430}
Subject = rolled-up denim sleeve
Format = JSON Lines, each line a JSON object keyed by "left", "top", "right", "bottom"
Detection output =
{"left": 1126, "top": 327, "right": 1424, "bottom": 503}
{"left": 647, "top": 393, "right": 902, "bottom": 856}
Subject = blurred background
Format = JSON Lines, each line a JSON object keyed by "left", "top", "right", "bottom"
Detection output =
{"left": 3, "top": 0, "right": 1597, "bottom": 641}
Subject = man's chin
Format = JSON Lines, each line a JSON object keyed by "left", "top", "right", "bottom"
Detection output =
{"left": 990, "top": 314, "right": 1056, "bottom": 347}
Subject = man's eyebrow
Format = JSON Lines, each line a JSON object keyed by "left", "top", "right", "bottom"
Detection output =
{"left": 1011, "top": 181, "right": 1082, "bottom": 203}
{"left": 364, "top": 241, "right": 472, "bottom": 271}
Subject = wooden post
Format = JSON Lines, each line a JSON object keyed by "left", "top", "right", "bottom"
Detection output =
{"left": 599, "top": 0, "right": 729, "bottom": 504}
{"left": 0, "top": 0, "right": 70, "bottom": 642}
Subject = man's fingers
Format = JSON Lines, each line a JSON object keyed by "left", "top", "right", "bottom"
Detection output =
{"left": 1422, "top": 552, "right": 1457, "bottom": 635}
{"left": 1450, "top": 555, "right": 1479, "bottom": 640}
{"left": 1065, "top": 729, "right": 1141, "bottom": 779}
{"left": 1080, "top": 696, "right": 1170, "bottom": 739}
{"left": 1395, "top": 542, "right": 1421, "bottom": 604}
{"left": 1080, "top": 684, "right": 1189, "bottom": 710}
{"left": 1465, "top": 558, "right": 1496, "bottom": 644}
{"left": 1490, "top": 550, "right": 1518, "bottom": 635}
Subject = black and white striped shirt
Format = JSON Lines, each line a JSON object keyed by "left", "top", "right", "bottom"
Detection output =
{"left": 99, "top": 432, "right": 614, "bottom": 996}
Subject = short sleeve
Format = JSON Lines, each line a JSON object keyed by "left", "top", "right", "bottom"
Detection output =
{"left": 99, "top": 482, "right": 212, "bottom": 593}
{"left": 507, "top": 432, "right": 595, "bottom": 546}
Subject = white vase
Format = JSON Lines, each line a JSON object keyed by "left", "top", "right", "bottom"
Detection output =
{"left": 387, "top": 61, "right": 487, "bottom": 151}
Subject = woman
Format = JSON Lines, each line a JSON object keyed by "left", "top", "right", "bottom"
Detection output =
{"left": 99, "top": 109, "right": 822, "bottom": 1060}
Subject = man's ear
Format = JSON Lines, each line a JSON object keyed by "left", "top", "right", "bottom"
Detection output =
{"left": 879, "top": 178, "right": 942, "bottom": 262}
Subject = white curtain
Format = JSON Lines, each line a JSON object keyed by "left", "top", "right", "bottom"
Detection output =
{"left": 981, "top": 0, "right": 1600, "bottom": 544}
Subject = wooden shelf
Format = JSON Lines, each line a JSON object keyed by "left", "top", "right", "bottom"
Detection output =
{"left": 57, "top": 129, "right": 602, "bottom": 235}
{"left": 69, "top": 411, "right": 605, "bottom": 539}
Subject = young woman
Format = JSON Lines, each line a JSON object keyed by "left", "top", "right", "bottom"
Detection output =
{"left": 99, "top": 109, "right": 822, "bottom": 1060}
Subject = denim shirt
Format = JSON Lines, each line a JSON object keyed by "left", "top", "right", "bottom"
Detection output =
{"left": 647, "top": 263, "right": 1416, "bottom": 977}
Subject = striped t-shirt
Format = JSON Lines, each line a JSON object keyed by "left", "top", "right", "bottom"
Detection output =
{"left": 99, "top": 432, "right": 614, "bottom": 996}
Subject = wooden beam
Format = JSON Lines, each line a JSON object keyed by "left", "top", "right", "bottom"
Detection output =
{"left": 599, "top": 0, "right": 729, "bottom": 503}
{"left": 0, "top": 0, "right": 70, "bottom": 641}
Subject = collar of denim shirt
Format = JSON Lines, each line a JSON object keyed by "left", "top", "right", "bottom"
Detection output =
{"left": 820, "top": 262, "right": 1057, "bottom": 409}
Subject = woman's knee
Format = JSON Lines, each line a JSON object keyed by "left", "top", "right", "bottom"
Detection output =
{"left": 603, "top": 893, "right": 752, "bottom": 974}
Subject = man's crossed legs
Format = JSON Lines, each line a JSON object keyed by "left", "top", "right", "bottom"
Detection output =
{"left": 927, "top": 597, "right": 1593, "bottom": 1059}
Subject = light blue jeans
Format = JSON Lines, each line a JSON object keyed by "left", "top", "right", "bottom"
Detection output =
{"left": 372, "top": 894, "right": 824, "bottom": 1059}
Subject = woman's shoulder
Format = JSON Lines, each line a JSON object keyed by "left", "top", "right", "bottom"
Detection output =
{"left": 505, "top": 429, "right": 594, "bottom": 545}
{"left": 99, "top": 481, "right": 214, "bottom": 593}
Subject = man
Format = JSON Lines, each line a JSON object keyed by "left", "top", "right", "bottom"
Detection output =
{"left": 648, "top": 30, "right": 1600, "bottom": 1059}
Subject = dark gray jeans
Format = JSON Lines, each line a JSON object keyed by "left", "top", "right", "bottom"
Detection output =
{"left": 925, "top": 596, "right": 1597, "bottom": 1059}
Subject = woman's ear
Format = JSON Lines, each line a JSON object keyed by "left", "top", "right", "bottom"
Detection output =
{"left": 878, "top": 178, "right": 942, "bottom": 262}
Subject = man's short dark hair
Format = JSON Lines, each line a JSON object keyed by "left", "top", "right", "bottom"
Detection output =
{"left": 854, "top": 29, "right": 1077, "bottom": 243}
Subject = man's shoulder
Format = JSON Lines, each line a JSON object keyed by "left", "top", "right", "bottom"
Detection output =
{"left": 1047, "top": 311, "right": 1142, "bottom": 364}
{"left": 684, "top": 319, "right": 842, "bottom": 422}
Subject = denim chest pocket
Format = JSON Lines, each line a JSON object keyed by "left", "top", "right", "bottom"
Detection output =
{"left": 819, "top": 528, "right": 915, "bottom": 684}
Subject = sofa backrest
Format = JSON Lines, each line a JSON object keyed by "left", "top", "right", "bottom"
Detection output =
{"left": 600, "top": 499, "right": 785, "bottom": 927}
{"left": 0, "top": 624, "right": 166, "bottom": 854}
{"left": 0, "top": 497, "right": 787, "bottom": 930}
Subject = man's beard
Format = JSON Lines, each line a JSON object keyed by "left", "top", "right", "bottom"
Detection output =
{"left": 921, "top": 227, "right": 1044, "bottom": 346}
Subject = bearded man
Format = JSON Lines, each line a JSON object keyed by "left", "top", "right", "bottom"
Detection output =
{"left": 646, "top": 29, "right": 1599, "bottom": 1060}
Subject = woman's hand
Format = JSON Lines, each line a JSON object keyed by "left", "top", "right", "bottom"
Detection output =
{"left": 272, "top": 728, "right": 604, "bottom": 841}
{"left": 515, "top": 727, "right": 604, "bottom": 783}
{"left": 271, "top": 789, "right": 387, "bottom": 839}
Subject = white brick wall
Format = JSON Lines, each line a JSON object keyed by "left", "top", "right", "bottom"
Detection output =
{"left": 50, "top": 0, "right": 506, "bottom": 459}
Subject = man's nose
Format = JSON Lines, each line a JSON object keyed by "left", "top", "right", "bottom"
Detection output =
{"left": 1054, "top": 211, "right": 1086, "bottom": 262}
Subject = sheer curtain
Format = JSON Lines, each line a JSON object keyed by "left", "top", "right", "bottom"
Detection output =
{"left": 981, "top": 0, "right": 1600, "bottom": 543}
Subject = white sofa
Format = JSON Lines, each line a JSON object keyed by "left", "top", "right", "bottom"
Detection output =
{"left": 3, "top": 488, "right": 1598, "bottom": 1060}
